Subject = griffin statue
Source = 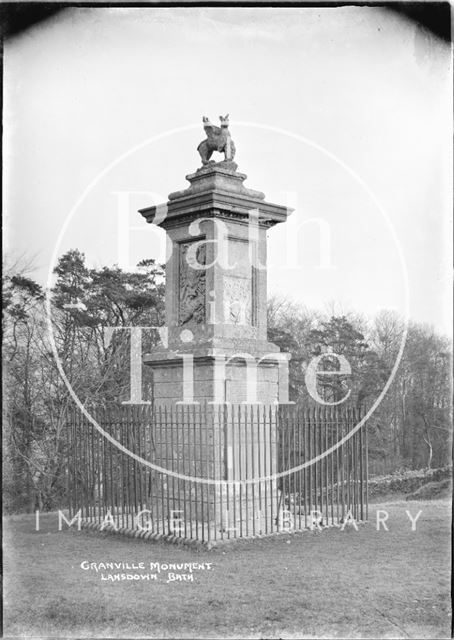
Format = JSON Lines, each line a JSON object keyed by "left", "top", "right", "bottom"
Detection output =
{"left": 197, "top": 114, "right": 236, "bottom": 165}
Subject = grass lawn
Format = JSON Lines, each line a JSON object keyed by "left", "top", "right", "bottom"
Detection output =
{"left": 3, "top": 499, "right": 451, "bottom": 639}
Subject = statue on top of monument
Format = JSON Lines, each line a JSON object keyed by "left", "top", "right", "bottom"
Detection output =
{"left": 197, "top": 114, "right": 236, "bottom": 166}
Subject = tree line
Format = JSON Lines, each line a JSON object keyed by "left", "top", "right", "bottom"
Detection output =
{"left": 3, "top": 249, "right": 451, "bottom": 512}
{"left": 268, "top": 298, "right": 451, "bottom": 476}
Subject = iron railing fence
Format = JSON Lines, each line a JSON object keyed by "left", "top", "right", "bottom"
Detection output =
{"left": 67, "top": 403, "right": 368, "bottom": 542}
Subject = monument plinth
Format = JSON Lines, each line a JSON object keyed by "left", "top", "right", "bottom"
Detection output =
{"left": 139, "top": 157, "right": 293, "bottom": 405}
{"left": 138, "top": 117, "right": 293, "bottom": 529}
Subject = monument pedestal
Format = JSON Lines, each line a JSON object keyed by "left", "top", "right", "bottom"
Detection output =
{"left": 140, "top": 160, "right": 292, "bottom": 406}
{"left": 145, "top": 402, "right": 280, "bottom": 537}
{"left": 139, "top": 157, "right": 293, "bottom": 534}
{"left": 144, "top": 350, "right": 289, "bottom": 406}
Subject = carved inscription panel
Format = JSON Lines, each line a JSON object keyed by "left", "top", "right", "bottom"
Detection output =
{"left": 179, "top": 242, "right": 206, "bottom": 325}
{"left": 224, "top": 276, "right": 252, "bottom": 325}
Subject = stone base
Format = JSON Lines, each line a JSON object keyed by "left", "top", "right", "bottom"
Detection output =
{"left": 144, "top": 351, "right": 289, "bottom": 406}
{"left": 144, "top": 483, "right": 281, "bottom": 537}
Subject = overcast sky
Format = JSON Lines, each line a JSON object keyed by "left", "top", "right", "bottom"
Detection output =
{"left": 4, "top": 7, "right": 452, "bottom": 336}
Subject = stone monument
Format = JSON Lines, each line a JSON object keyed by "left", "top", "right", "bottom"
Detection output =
{"left": 139, "top": 115, "right": 293, "bottom": 406}
{"left": 139, "top": 116, "right": 293, "bottom": 530}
